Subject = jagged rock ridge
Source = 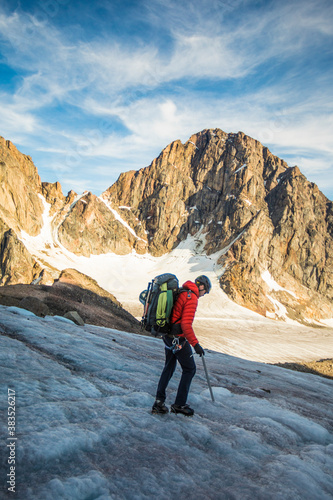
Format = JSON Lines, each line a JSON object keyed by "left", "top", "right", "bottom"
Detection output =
{"left": 0, "top": 137, "right": 141, "bottom": 331}
{"left": 0, "top": 130, "right": 332, "bottom": 324}
{"left": 102, "top": 129, "right": 333, "bottom": 322}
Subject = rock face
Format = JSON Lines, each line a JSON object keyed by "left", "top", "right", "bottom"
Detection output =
{"left": 222, "top": 164, "right": 333, "bottom": 321}
{"left": 19, "top": 296, "right": 49, "bottom": 317}
{"left": 42, "top": 181, "right": 66, "bottom": 214}
{"left": 0, "top": 137, "right": 45, "bottom": 285}
{"left": 103, "top": 129, "right": 333, "bottom": 322}
{"left": 0, "top": 130, "right": 332, "bottom": 323}
{"left": 0, "top": 216, "right": 43, "bottom": 285}
{"left": 103, "top": 130, "right": 291, "bottom": 256}
{"left": 57, "top": 192, "right": 141, "bottom": 256}
{"left": 0, "top": 137, "right": 44, "bottom": 235}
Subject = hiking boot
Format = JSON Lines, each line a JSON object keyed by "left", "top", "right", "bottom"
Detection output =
{"left": 152, "top": 399, "right": 169, "bottom": 414}
{"left": 170, "top": 403, "right": 194, "bottom": 416}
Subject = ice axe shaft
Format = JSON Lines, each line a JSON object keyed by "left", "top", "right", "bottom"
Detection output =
{"left": 202, "top": 355, "right": 215, "bottom": 402}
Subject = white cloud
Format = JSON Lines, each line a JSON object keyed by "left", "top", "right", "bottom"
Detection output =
{"left": 163, "top": 33, "right": 248, "bottom": 80}
{"left": 1, "top": 2, "right": 332, "bottom": 114}
{"left": 0, "top": 95, "right": 39, "bottom": 136}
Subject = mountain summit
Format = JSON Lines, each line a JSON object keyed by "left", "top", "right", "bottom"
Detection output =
{"left": 103, "top": 128, "right": 333, "bottom": 322}
{"left": 0, "top": 129, "right": 332, "bottom": 324}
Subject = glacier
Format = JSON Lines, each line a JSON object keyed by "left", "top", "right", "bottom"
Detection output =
{"left": 1, "top": 305, "right": 332, "bottom": 499}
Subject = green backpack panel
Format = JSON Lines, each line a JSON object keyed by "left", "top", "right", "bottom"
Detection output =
{"left": 140, "top": 273, "right": 179, "bottom": 336}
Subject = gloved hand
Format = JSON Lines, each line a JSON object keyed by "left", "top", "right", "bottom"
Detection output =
{"left": 194, "top": 343, "right": 205, "bottom": 356}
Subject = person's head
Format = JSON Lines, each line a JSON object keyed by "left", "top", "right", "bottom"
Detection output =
{"left": 195, "top": 275, "right": 212, "bottom": 298}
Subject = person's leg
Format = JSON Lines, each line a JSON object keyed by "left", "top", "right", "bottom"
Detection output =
{"left": 174, "top": 340, "right": 196, "bottom": 407}
{"left": 156, "top": 337, "right": 177, "bottom": 402}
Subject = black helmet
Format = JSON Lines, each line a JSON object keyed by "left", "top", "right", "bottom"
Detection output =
{"left": 195, "top": 275, "right": 212, "bottom": 294}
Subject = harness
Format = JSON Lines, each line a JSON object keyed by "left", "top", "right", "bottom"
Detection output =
{"left": 165, "top": 336, "right": 186, "bottom": 354}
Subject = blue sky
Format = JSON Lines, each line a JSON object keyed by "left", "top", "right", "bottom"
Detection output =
{"left": 0, "top": 0, "right": 332, "bottom": 200}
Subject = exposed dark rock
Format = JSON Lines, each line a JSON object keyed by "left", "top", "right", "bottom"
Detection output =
{"left": 0, "top": 283, "right": 142, "bottom": 333}
{"left": 0, "top": 222, "right": 42, "bottom": 285}
{"left": 64, "top": 310, "right": 85, "bottom": 326}
{"left": 19, "top": 296, "right": 49, "bottom": 317}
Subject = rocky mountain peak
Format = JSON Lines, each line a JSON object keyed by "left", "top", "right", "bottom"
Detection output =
{"left": 42, "top": 181, "right": 66, "bottom": 214}
{"left": 0, "top": 136, "right": 44, "bottom": 236}
{"left": 0, "top": 129, "right": 332, "bottom": 324}
{"left": 103, "top": 128, "right": 291, "bottom": 256}
{"left": 101, "top": 128, "right": 332, "bottom": 322}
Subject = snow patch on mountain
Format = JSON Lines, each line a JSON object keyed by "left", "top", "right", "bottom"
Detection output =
{"left": 99, "top": 197, "right": 146, "bottom": 243}
{"left": 262, "top": 270, "right": 298, "bottom": 298}
{"left": 15, "top": 201, "right": 333, "bottom": 363}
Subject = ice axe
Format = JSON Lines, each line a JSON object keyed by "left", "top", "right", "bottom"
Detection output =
{"left": 201, "top": 355, "right": 215, "bottom": 402}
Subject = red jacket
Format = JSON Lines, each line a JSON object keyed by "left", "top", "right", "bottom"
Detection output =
{"left": 171, "top": 281, "right": 199, "bottom": 347}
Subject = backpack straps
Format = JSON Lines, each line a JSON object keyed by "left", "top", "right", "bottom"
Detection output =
{"left": 171, "top": 288, "right": 193, "bottom": 326}
{"left": 177, "top": 287, "right": 193, "bottom": 298}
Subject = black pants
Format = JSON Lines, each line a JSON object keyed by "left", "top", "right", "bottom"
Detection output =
{"left": 156, "top": 336, "right": 196, "bottom": 406}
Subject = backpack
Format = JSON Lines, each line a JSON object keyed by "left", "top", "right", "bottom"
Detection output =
{"left": 139, "top": 273, "right": 180, "bottom": 337}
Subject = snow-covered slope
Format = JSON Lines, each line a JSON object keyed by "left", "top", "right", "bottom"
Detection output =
{"left": 1, "top": 306, "right": 332, "bottom": 499}
{"left": 19, "top": 203, "right": 333, "bottom": 363}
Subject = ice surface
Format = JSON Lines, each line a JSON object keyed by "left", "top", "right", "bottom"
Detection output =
{"left": 0, "top": 305, "right": 332, "bottom": 499}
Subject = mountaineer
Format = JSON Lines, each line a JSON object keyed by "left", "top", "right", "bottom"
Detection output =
{"left": 152, "top": 275, "right": 212, "bottom": 416}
